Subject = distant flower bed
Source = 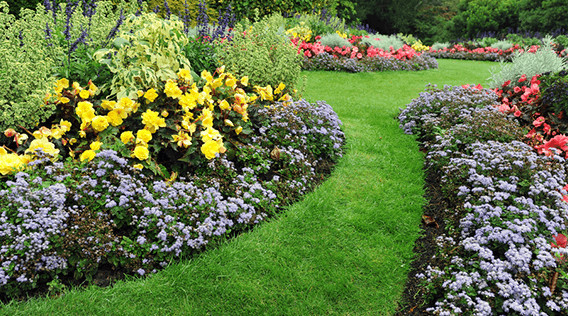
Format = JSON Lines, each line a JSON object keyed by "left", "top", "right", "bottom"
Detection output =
{"left": 292, "top": 35, "right": 438, "bottom": 72}
{"left": 398, "top": 75, "right": 568, "bottom": 314}
{"left": 427, "top": 43, "right": 567, "bottom": 62}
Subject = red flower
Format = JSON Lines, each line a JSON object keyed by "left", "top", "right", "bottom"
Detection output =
{"left": 514, "top": 110, "right": 522, "bottom": 117}
{"left": 502, "top": 80, "right": 511, "bottom": 87}
{"left": 552, "top": 234, "right": 567, "bottom": 248}
{"left": 518, "top": 74, "right": 527, "bottom": 83}
{"left": 533, "top": 116, "right": 546, "bottom": 127}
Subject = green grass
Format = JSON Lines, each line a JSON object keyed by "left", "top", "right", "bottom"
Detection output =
{"left": 1, "top": 59, "right": 495, "bottom": 315}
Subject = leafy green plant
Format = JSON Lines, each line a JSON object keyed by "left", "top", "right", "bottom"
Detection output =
{"left": 431, "top": 42, "right": 450, "bottom": 50}
{"left": 490, "top": 40, "right": 513, "bottom": 50}
{"left": 361, "top": 34, "right": 404, "bottom": 51}
{"left": 216, "top": 13, "right": 302, "bottom": 94}
{"left": 489, "top": 37, "right": 568, "bottom": 88}
{"left": 183, "top": 37, "right": 219, "bottom": 74}
{"left": 94, "top": 12, "right": 191, "bottom": 98}
{"left": 319, "top": 32, "right": 351, "bottom": 48}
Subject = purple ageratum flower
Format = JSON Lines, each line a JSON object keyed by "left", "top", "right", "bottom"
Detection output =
{"left": 153, "top": 5, "right": 160, "bottom": 14}
{"left": 43, "top": 0, "right": 52, "bottom": 13}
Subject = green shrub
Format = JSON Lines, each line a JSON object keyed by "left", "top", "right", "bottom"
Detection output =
{"left": 489, "top": 37, "right": 568, "bottom": 88}
{"left": 146, "top": 0, "right": 219, "bottom": 22}
{"left": 2, "top": 0, "right": 41, "bottom": 17}
{"left": 94, "top": 12, "right": 191, "bottom": 99}
{"left": 286, "top": 12, "right": 346, "bottom": 38}
{"left": 490, "top": 40, "right": 513, "bottom": 51}
{"left": 230, "top": 0, "right": 355, "bottom": 21}
{"left": 504, "top": 34, "right": 542, "bottom": 47}
{"left": 554, "top": 35, "right": 568, "bottom": 49}
{"left": 319, "top": 32, "right": 351, "bottom": 48}
{"left": 362, "top": 34, "right": 404, "bottom": 51}
{"left": 183, "top": 37, "right": 219, "bottom": 74}
{"left": 216, "top": 14, "right": 302, "bottom": 94}
{"left": 0, "top": 2, "right": 56, "bottom": 138}
{"left": 431, "top": 42, "right": 450, "bottom": 50}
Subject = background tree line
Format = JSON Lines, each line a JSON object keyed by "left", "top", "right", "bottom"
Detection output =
{"left": 4, "top": 0, "right": 568, "bottom": 44}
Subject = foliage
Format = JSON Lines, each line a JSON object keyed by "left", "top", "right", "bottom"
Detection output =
{"left": 146, "top": 0, "right": 219, "bottom": 21}
{"left": 230, "top": 0, "right": 355, "bottom": 22}
{"left": 490, "top": 40, "right": 513, "bottom": 51}
{"left": 182, "top": 37, "right": 219, "bottom": 74}
{"left": 216, "top": 14, "right": 302, "bottom": 95}
{"left": 94, "top": 12, "right": 191, "bottom": 99}
{"left": 319, "top": 32, "right": 351, "bottom": 48}
{"left": 1, "top": 0, "right": 42, "bottom": 17}
{"left": 489, "top": 38, "right": 568, "bottom": 88}
{"left": 285, "top": 11, "right": 346, "bottom": 38}
{"left": 361, "top": 34, "right": 404, "bottom": 51}
{"left": 431, "top": 42, "right": 450, "bottom": 50}
{"left": 449, "top": 0, "right": 519, "bottom": 40}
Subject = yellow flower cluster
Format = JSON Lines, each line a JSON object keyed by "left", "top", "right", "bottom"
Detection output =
{"left": 0, "top": 67, "right": 293, "bottom": 176}
{"left": 411, "top": 41, "right": 430, "bottom": 52}
{"left": 286, "top": 22, "right": 312, "bottom": 42}
{"left": 336, "top": 30, "right": 348, "bottom": 39}
{"left": 0, "top": 147, "right": 29, "bottom": 175}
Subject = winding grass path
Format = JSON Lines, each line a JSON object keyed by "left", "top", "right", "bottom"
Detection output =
{"left": 2, "top": 59, "right": 494, "bottom": 315}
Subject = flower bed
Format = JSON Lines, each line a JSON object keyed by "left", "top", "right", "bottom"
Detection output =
{"left": 398, "top": 82, "right": 568, "bottom": 314}
{"left": 292, "top": 36, "right": 438, "bottom": 72}
{"left": 426, "top": 44, "right": 530, "bottom": 62}
{"left": 0, "top": 73, "right": 344, "bottom": 299}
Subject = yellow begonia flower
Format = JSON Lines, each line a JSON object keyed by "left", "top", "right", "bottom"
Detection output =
{"left": 241, "top": 76, "right": 249, "bottom": 86}
{"left": 59, "top": 96, "right": 70, "bottom": 104}
{"left": 141, "top": 109, "right": 166, "bottom": 133}
{"left": 25, "top": 137, "right": 60, "bottom": 157}
{"left": 201, "top": 70, "right": 213, "bottom": 83}
{"left": 132, "top": 145, "right": 149, "bottom": 160}
{"left": 79, "top": 89, "right": 90, "bottom": 99}
{"left": 0, "top": 153, "right": 27, "bottom": 175}
{"left": 217, "top": 65, "right": 225, "bottom": 74}
{"left": 225, "top": 78, "right": 236, "bottom": 87}
{"left": 164, "top": 80, "right": 182, "bottom": 99}
{"left": 136, "top": 129, "right": 152, "bottom": 143}
{"left": 117, "top": 97, "right": 136, "bottom": 113}
{"left": 69, "top": 138, "right": 77, "bottom": 145}
{"left": 120, "top": 131, "right": 134, "bottom": 144}
{"left": 172, "top": 132, "right": 192, "bottom": 148}
{"left": 91, "top": 116, "right": 109, "bottom": 132}
{"left": 133, "top": 163, "right": 144, "bottom": 170}
{"left": 201, "top": 140, "right": 220, "bottom": 160}
{"left": 235, "top": 126, "right": 243, "bottom": 135}
{"left": 0, "top": 147, "right": 6, "bottom": 155}
{"left": 177, "top": 69, "right": 192, "bottom": 81}
{"left": 90, "top": 141, "right": 102, "bottom": 151}
{"left": 274, "top": 83, "right": 286, "bottom": 94}
{"left": 60, "top": 120, "right": 72, "bottom": 132}
{"left": 219, "top": 99, "right": 231, "bottom": 111}
{"left": 107, "top": 110, "right": 123, "bottom": 126}
{"left": 80, "top": 149, "right": 96, "bottom": 162}
{"left": 179, "top": 93, "right": 197, "bottom": 110}
{"left": 144, "top": 88, "right": 159, "bottom": 102}
{"left": 224, "top": 119, "right": 234, "bottom": 127}
{"left": 88, "top": 81, "right": 97, "bottom": 92}
{"left": 161, "top": 110, "right": 169, "bottom": 118}
{"left": 55, "top": 78, "right": 69, "bottom": 92}
{"left": 101, "top": 100, "right": 116, "bottom": 111}
{"left": 137, "top": 90, "right": 144, "bottom": 98}
{"left": 76, "top": 101, "right": 95, "bottom": 122}
{"left": 200, "top": 127, "right": 221, "bottom": 142}
{"left": 79, "top": 131, "right": 86, "bottom": 138}
{"left": 51, "top": 128, "right": 64, "bottom": 139}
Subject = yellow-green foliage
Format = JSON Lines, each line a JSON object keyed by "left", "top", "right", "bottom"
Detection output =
{"left": 0, "top": 2, "right": 56, "bottom": 136}
{"left": 146, "top": 0, "right": 219, "bottom": 23}
{"left": 94, "top": 12, "right": 191, "bottom": 99}
{"left": 216, "top": 14, "right": 302, "bottom": 94}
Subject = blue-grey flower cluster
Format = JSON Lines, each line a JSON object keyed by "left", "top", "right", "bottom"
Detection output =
{"left": 399, "top": 85, "right": 568, "bottom": 314}
{"left": 425, "top": 51, "right": 514, "bottom": 62}
{"left": 0, "top": 99, "right": 344, "bottom": 299}
{"left": 302, "top": 52, "right": 438, "bottom": 73}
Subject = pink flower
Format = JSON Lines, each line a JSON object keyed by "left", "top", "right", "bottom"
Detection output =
{"left": 518, "top": 74, "right": 527, "bottom": 83}
{"left": 533, "top": 116, "right": 546, "bottom": 127}
{"left": 514, "top": 110, "right": 522, "bottom": 117}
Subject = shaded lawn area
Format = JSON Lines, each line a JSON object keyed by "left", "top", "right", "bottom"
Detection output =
{"left": 1, "top": 59, "right": 495, "bottom": 315}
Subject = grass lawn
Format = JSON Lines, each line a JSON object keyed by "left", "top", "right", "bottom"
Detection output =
{"left": 0, "top": 59, "right": 495, "bottom": 315}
